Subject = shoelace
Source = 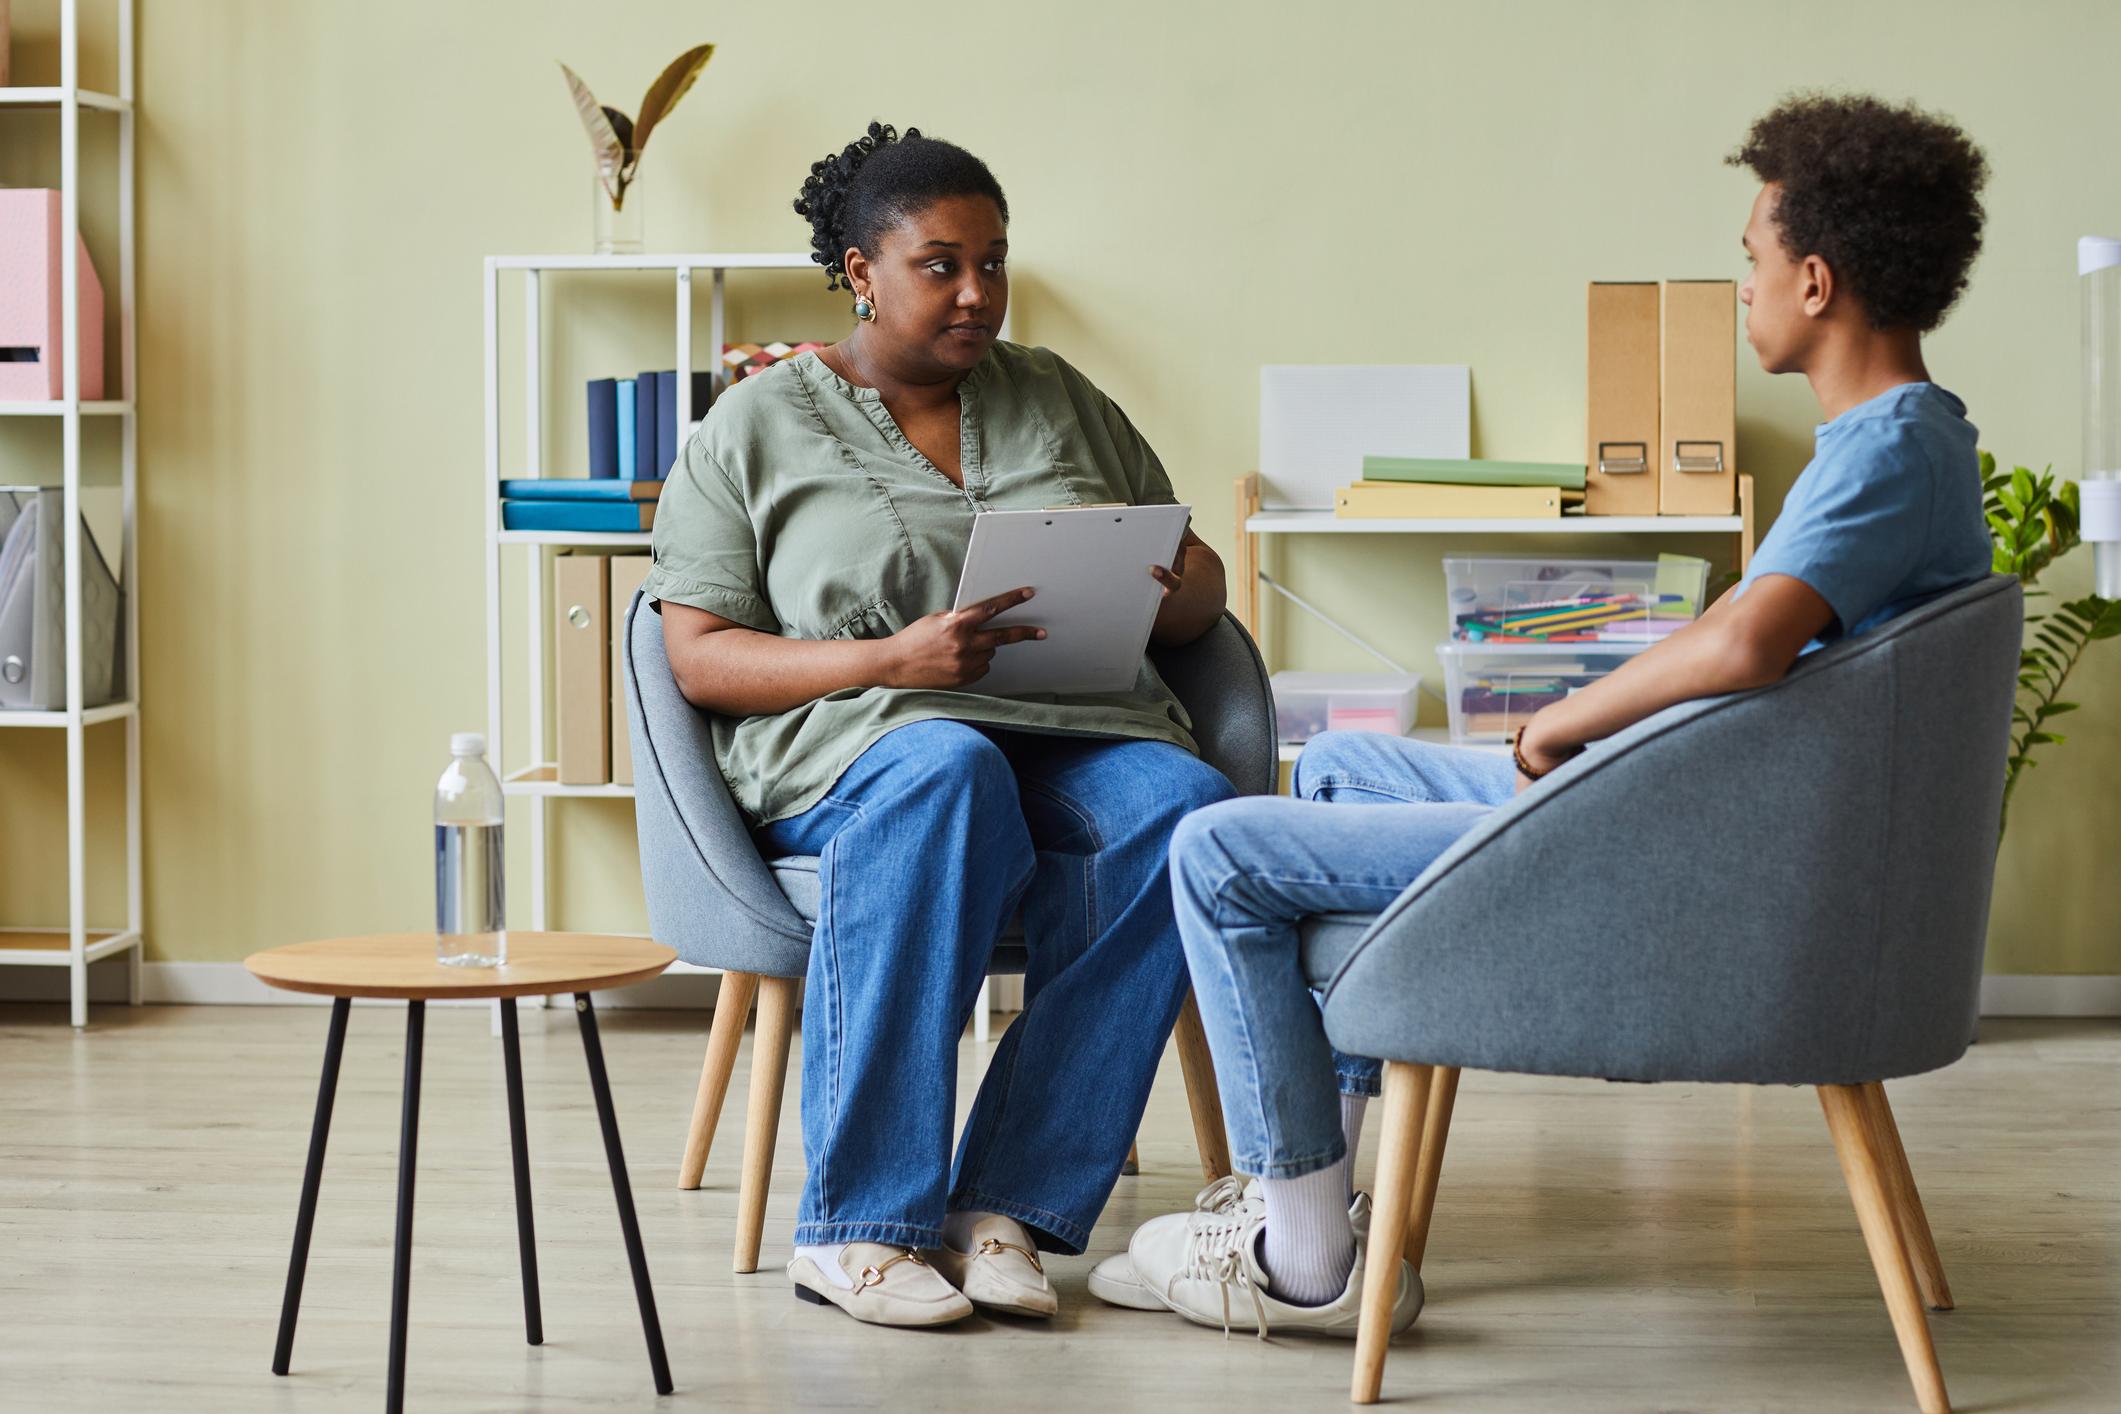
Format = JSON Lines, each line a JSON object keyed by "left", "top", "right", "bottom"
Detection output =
{"left": 1190, "top": 1174, "right": 1250, "bottom": 1216}
{"left": 1173, "top": 1208, "right": 1271, "bottom": 1341}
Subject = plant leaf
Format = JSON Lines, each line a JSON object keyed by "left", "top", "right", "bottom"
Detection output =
{"left": 1978, "top": 449, "right": 1996, "bottom": 478}
{"left": 559, "top": 63, "right": 624, "bottom": 180}
{"left": 602, "top": 105, "right": 636, "bottom": 153}
{"left": 632, "top": 43, "right": 714, "bottom": 155}
{"left": 2044, "top": 701, "right": 2081, "bottom": 715}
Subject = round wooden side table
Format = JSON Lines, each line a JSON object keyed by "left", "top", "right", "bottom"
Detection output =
{"left": 245, "top": 932, "right": 678, "bottom": 1412}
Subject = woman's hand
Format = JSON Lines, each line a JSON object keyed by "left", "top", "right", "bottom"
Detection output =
{"left": 880, "top": 587, "right": 1047, "bottom": 690}
{"left": 1149, "top": 530, "right": 1226, "bottom": 646}
{"left": 1512, "top": 708, "right": 1576, "bottom": 793}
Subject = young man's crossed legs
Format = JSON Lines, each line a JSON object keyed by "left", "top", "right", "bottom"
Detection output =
{"left": 1094, "top": 731, "right": 1516, "bottom": 1335}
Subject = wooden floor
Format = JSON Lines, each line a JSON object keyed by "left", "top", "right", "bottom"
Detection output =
{"left": 2, "top": 1004, "right": 2115, "bottom": 1412}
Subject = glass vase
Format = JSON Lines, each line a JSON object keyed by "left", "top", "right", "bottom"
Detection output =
{"left": 593, "top": 153, "right": 644, "bottom": 255}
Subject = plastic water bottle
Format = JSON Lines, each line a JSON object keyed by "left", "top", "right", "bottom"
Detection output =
{"left": 435, "top": 732, "right": 506, "bottom": 967}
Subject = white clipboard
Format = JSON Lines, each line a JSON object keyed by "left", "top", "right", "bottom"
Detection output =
{"left": 950, "top": 503, "right": 1191, "bottom": 697}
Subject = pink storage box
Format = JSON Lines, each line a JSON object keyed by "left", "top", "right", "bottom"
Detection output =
{"left": 0, "top": 189, "right": 106, "bottom": 402}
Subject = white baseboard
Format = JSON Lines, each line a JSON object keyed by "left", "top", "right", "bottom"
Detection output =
{"left": 3, "top": 963, "right": 2117, "bottom": 1018}
{"left": 1977, "top": 973, "right": 2121, "bottom": 1017}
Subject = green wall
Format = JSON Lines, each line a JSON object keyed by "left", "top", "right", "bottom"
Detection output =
{"left": 0, "top": 0, "right": 2113, "bottom": 972}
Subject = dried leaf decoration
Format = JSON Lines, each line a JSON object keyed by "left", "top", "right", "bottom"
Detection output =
{"left": 601, "top": 106, "right": 637, "bottom": 156}
{"left": 559, "top": 62, "right": 624, "bottom": 200}
{"left": 631, "top": 44, "right": 714, "bottom": 155}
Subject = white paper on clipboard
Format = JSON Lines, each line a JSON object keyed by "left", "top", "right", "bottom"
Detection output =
{"left": 950, "top": 503, "right": 1191, "bottom": 697}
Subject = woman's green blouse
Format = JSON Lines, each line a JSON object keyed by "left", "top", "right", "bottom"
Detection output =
{"left": 643, "top": 343, "right": 1199, "bottom": 824}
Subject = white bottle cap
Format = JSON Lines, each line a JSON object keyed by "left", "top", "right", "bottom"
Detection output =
{"left": 451, "top": 731, "right": 487, "bottom": 757}
{"left": 2080, "top": 236, "right": 2121, "bottom": 277}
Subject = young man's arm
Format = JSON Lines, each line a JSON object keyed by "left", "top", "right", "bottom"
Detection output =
{"left": 1514, "top": 574, "right": 1836, "bottom": 784}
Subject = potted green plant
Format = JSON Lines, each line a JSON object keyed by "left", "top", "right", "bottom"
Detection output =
{"left": 560, "top": 44, "right": 714, "bottom": 254}
{"left": 1981, "top": 451, "right": 2121, "bottom": 837}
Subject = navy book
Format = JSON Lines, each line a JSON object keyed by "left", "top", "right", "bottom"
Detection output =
{"left": 616, "top": 379, "right": 637, "bottom": 481}
{"left": 653, "top": 370, "right": 678, "bottom": 478}
{"left": 501, "top": 500, "right": 656, "bottom": 533}
{"left": 499, "top": 479, "right": 662, "bottom": 502}
{"left": 586, "top": 378, "right": 618, "bottom": 479}
{"left": 634, "top": 369, "right": 660, "bottom": 478}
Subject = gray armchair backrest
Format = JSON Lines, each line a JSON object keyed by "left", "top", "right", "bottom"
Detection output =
{"left": 625, "top": 592, "right": 1278, "bottom": 974}
{"left": 1322, "top": 574, "right": 2023, "bottom": 1087}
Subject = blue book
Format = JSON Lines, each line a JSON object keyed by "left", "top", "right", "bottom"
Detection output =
{"left": 634, "top": 370, "right": 659, "bottom": 478}
{"left": 615, "top": 378, "right": 637, "bottom": 481}
{"left": 653, "top": 370, "right": 678, "bottom": 478}
{"left": 499, "top": 479, "right": 662, "bottom": 502}
{"left": 501, "top": 500, "right": 656, "bottom": 533}
{"left": 586, "top": 378, "right": 618, "bottom": 479}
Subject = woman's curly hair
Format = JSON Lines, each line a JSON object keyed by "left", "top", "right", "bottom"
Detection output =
{"left": 793, "top": 121, "right": 1009, "bottom": 292}
{"left": 1728, "top": 93, "right": 1988, "bottom": 333}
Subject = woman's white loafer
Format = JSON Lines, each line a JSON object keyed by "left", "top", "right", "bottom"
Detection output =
{"left": 789, "top": 1244, "right": 975, "bottom": 1328}
{"left": 926, "top": 1215, "right": 1059, "bottom": 1318}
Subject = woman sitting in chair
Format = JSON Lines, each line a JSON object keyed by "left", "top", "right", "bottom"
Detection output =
{"left": 645, "top": 121, "right": 1234, "bottom": 1328}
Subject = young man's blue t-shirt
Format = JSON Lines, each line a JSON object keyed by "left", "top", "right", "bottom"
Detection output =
{"left": 1738, "top": 381, "right": 1990, "bottom": 641}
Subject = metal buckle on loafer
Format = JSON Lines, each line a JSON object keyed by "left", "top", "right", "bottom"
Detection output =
{"left": 857, "top": 1249, "right": 929, "bottom": 1291}
{"left": 975, "top": 1236, "right": 1044, "bottom": 1273}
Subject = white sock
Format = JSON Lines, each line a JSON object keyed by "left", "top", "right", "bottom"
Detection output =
{"left": 941, "top": 1208, "right": 1027, "bottom": 1254}
{"left": 1341, "top": 1093, "right": 1369, "bottom": 1200}
{"left": 793, "top": 1242, "right": 852, "bottom": 1288}
{"left": 1259, "top": 1160, "right": 1357, "bottom": 1307}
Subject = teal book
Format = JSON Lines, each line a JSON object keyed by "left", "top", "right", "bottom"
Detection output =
{"left": 502, "top": 500, "right": 655, "bottom": 533}
{"left": 1360, "top": 456, "right": 1586, "bottom": 490}
{"left": 498, "top": 479, "right": 661, "bottom": 502}
{"left": 616, "top": 378, "right": 638, "bottom": 481}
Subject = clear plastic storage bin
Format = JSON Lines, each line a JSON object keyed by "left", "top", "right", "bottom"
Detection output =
{"left": 1436, "top": 643, "right": 1642, "bottom": 745}
{"left": 1270, "top": 671, "right": 1422, "bottom": 745}
{"left": 1442, "top": 555, "right": 1708, "bottom": 645}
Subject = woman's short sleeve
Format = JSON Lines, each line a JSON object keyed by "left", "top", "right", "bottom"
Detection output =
{"left": 642, "top": 436, "right": 779, "bottom": 631}
{"left": 1102, "top": 393, "right": 1178, "bottom": 507}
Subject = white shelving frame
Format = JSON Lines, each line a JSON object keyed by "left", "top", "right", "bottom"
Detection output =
{"left": 1233, "top": 474, "right": 1759, "bottom": 767}
{"left": 480, "top": 254, "right": 1015, "bottom": 1035}
{"left": 0, "top": 0, "right": 144, "bottom": 1026}
{"left": 482, "top": 254, "right": 817, "bottom": 978}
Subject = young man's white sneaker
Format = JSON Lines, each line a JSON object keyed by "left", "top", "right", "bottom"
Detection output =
{"left": 1124, "top": 1199, "right": 1421, "bottom": 1339}
{"left": 1089, "top": 1185, "right": 1378, "bottom": 1313}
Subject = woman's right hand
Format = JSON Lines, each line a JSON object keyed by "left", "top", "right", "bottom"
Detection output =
{"left": 879, "top": 587, "right": 1045, "bottom": 689}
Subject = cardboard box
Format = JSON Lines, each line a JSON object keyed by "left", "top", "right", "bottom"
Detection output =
{"left": 1659, "top": 280, "right": 1737, "bottom": 515}
{"left": 554, "top": 553, "right": 610, "bottom": 785}
{"left": 1584, "top": 282, "right": 1660, "bottom": 515}
{"left": 608, "top": 554, "right": 650, "bottom": 786}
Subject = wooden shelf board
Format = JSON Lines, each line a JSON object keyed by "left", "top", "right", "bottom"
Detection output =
{"left": 1247, "top": 510, "right": 1743, "bottom": 535}
{"left": 504, "top": 764, "right": 637, "bottom": 799}
{"left": 0, "top": 929, "right": 141, "bottom": 964}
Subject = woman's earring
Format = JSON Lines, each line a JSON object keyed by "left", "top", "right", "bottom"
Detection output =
{"left": 852, "top": 290, "right": 876, "bottom": 322}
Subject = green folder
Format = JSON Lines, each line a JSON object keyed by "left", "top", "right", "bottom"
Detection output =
{"left": 1359, "top": 456, "right": 1587, "bottom": 491}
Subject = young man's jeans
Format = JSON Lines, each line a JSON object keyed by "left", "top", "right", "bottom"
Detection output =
{"left": 756, "top": 719, "right": 1234, "bottom": 1254}
{"left": 1171, "top": 731, "right": 1516, "bottom": 1179}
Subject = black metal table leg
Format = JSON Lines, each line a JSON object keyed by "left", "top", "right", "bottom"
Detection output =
{"left": 574, "top": 993, "right": 674, "bottom": 1396}
{"left": 498, "top": 999, "right": 544, "bottom": 1345}
{"left": 272, "top": 995, "right": 351, "bottom": 1376}
{"left": 385, "top": 999, "right": 425, "bottom": 1414}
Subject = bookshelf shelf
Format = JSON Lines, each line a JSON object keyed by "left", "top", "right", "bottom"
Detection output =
{"left": 1277, "top": 726, "right": 1509, "bottom": 766}
{"left": 503, "top": 763, "right": 637, "bottom": 799}
{"left": 1235, "top": 472, "right": 1758, "bottom": 771}
{"left": 496, "top": 529, "right": 652, "bottom": 548}
{"left": 0, "top": 700, "right": 136, "bottom": 729}
{"left": 6, "top": 2, "right": 146, "bottom": 1025}
{"left": 0, "top": 86, "right": 130, "bottom": 112}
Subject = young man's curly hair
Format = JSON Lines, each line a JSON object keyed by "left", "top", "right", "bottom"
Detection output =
{"left": 1728, "top": 93, "right": 1988, "bottom": 333}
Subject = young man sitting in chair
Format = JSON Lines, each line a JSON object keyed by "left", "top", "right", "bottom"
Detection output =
{"left": 1092, "top": 92, "right": 1995, "bottom": 1336}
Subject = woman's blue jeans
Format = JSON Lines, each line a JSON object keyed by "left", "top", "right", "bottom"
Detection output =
{"left": 756, "top": 720, "right": 1234, "bottom": 1254}
{"left": 1170, "top": 731, "right": 1516, "bottom": 1179}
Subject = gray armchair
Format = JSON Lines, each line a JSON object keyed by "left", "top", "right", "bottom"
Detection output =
{"left": 1316, "top": 574, "right": 2021, "bottom": 1411}
{"left": 623, "top": 589, "right": 1277, "bottom": 1271}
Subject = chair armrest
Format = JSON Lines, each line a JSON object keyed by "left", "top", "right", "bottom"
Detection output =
{"left": 1151, "top": 612, "right": 1278, "bottom": 797}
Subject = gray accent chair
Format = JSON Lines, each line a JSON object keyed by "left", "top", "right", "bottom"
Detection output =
{"left": 624, "top": 589, "right": 1277, "bottom": 1271}
{"left": 1315, "top": 574, "right": 2021, "bottom": 1411}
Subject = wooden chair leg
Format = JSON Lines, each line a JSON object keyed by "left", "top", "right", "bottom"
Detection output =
{"left": 733, "top": 976, "right": 798, "bottom": 1275}
{"left": 1818, "top": 1085, "right": 1951, "bottom": 1414}
{"left": 1402, "top": 1064, "right": 1459, "bottom": 1272}
{"left": 1173, "top": 991, "right": 1232, "bottom": 1183}
{"left": 678, "top": 971, "right": 759, "bottom": 1190}
{"left": 1353, "top": 1062, "right": 1431, "bottom": 1405}
{"left": 1863, "top": 1081, "right": 1953, "bottom": 1312}
{"left": 1122, "top": 1140, "right": 1140, "bottom": 1177}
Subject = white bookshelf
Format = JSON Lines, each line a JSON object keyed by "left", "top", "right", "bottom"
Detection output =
{"left": 482, "top": 255, "right": 877, "bottom": 945}
{"left": 0, "top": 1, "right": 144, "bottom": 1026}
{"left": 1234, "top": 472, "right": 1759, "bottom": 775}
